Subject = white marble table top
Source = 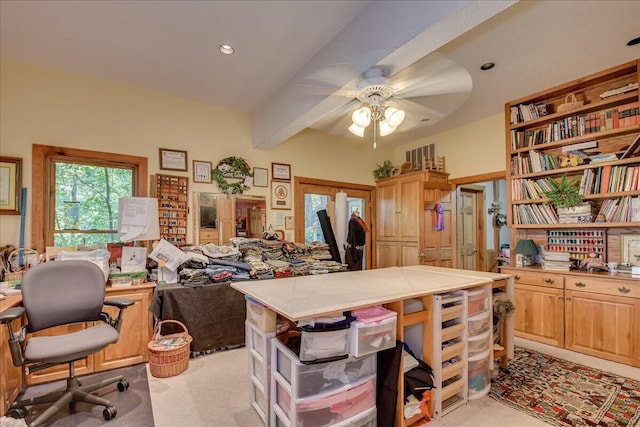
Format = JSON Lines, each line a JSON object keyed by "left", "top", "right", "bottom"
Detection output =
{"left": 231, "top": 265, "right": 511, "bottom": 321}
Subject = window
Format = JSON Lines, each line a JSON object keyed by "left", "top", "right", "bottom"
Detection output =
{"left": 32, "top": 145, "right": 148, "bottom": 254}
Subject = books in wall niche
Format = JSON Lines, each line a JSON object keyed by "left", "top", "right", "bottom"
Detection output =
{"left": 599, "top": 82, "right": 638, "bottom": 99}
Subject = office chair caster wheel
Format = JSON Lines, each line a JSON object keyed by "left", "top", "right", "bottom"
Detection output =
{"left": 7, "top": 407, "right": 27, "bottom": 419}
{"left": 103, "top": 405, "right": 117, "bottom": 420}
{"left": 117, "top": 379, "right": 129, "bottom": 392}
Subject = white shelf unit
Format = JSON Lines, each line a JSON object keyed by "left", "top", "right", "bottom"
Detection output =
{"left": 431, "top": 291, "right": 467, "bottom": 419}
{"left": 465, "top": 285, "right": 493, "bottom": 400}
{"left": 270, "top": 338, "right": 377, "bottom": 427}
{"left": 246, "top": 321, "right": 276, "bottom": 425}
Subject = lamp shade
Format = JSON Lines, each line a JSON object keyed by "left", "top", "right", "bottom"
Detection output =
{"left": 378, "top": 119, "right": 396, "bottom": 136}
{"left": 384, "top": 107, "right": 405, "bottom": 128}
{"left": 514, "top": 239, "right": 539, "bottom": 255}
{"left": 348, "top": 123, "right": 365, "bottom": 137}
{"left": 351, "top": 107, "right": 371, "bottom": 128}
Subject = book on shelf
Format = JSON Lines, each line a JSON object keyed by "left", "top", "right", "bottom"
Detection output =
{"left": 588, "top": 152, "right": 618, "bottom": 163}
{"left": 599, "top": 82, "right": 638, "bottom": 99}
{"left": 561, "top": 140, "right": 598, "bottom": 152}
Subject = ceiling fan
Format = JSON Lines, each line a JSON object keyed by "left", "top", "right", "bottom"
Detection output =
{"left": 302, "top": 52, "right": 473, "bottom": 148}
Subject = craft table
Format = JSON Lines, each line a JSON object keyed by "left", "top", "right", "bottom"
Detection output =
{"left": 231, "top": 265, "right": 514, "bottom": 426}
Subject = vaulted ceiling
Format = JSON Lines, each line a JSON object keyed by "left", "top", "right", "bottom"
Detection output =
{"left": 1, "top": 1, "right": 639, "bottom": 150}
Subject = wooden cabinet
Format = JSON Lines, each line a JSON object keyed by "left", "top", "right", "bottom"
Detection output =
{"left": 153, "top": 174, "right": 188, "bottom": 245}
{"left": 375, "top": 170, "right": 454, "bottom": 268}
{"left": 1, "top": 295, "right": 24, "bottom": 416}
{"left": 422, "top": 187, "right": 455, "bottom": 268}
{"left": 25, "top": 284, "right": 154, "bottom": 385}
{"left": 502, "top": 266, "right": 640, "bottom": 367}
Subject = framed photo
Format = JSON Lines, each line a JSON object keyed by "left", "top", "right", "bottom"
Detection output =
{"left": 253, "top": 167, "right": 268, "bottom": 187}
{"left": 159, "top": 148, "right": 188, "bottom": 171}
{"left": 271, "top": 162, "right": 291, "bottom": 181}
{"left": 271, "top": 180, "right": 292, "bottom": 210}
{"left": 193, "top": 160, "right": 212, "bottom": 183}
{"left": 0, "top": 156, "right": 22, "bottom": 215}
{"left": 620, "top": 233, "right": 640, "bottom": 265}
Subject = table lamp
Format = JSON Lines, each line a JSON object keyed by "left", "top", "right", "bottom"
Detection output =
{"left": 515, "top": 239, "right": 539, "bottom": 266}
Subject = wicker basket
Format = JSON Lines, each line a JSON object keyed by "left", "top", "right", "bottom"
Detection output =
{"left": 557, "top": 93, "right": 584, "bottom": 112}
{"left": 148, "top": 320, "right": 192, "bottom": 378}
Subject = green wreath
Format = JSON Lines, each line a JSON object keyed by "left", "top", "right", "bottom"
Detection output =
{"left": 212, "top": 156, "right": 253, "bottom": 195}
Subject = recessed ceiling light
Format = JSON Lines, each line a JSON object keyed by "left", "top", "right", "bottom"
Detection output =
{"left": 219, "top": 44, "right": 234, "bottom": 55}
{"left": 480, "top": 62, "right": 495, "bottom": 71}
{"left": 627, "top": 37, "right": 640, "bottom": 46}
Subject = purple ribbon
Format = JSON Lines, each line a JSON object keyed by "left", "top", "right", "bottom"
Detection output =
{"left": 435, "top": 203, "right": 444, "bottom": 231}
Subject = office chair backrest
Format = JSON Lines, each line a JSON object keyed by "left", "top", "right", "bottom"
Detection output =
{"left": 21, "top": 260, "right": 107, "bottom": 332}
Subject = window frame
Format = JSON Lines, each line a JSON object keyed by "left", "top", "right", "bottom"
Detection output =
{"left": 32, "top": 144, "right": 148, "bottom": 254}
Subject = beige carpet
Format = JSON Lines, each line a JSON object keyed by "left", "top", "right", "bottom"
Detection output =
{"left": 147, "top": 338, "right": 640, "bottom": 427}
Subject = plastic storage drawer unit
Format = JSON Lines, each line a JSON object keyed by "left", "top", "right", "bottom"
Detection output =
{"left": 349, "top": 315, "right": 397, "bottom": 357}
{"left": 246, "top": 296, "right": 277, "bottom": 332}
{"left": 274, "top": 375, "right": 376, "bottom": 427}
{"left": 466, "top": 288, "right": 489, "bottom": 317}
{"left": 272, "top": 338, "right": 376, "bottom": 399}
{"left": 299, "top": 325, "right": 350, "bottom": 363}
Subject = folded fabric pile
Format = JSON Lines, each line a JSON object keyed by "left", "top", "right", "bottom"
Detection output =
{"left": 306, "top": 241, "right": 333, "bottom": 260}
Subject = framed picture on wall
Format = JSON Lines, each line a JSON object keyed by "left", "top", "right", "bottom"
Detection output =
{"left": 253, "top": 167, "right": 268, "bottom": 187}
{"left": 159, "top": 148, "right": 188, "bottom": 171}
{"left": 193, "top": 160, "right": 212, "bottom": 183}
{"left": 271, "top": 181, "right": 291, "bottom": 210}
{"left": 271, "top": 163, "right": 291, "bottom": 181}
{"left": 621, "top": 233, "right": 640, "bottom": 265}
{"left": 0, "top": 156, "right": 22, "bottom": 215}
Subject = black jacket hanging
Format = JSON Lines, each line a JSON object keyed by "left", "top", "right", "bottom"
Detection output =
{"left": 345, "top": 214, "right": 366, "bottom": 270}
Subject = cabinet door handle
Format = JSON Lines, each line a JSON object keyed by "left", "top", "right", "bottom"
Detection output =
{"left": 565, "top": 297, "right": 571, "bottom": 302}
{"left": 514, "top": 275, "right": 521, "bottom": 280}
{"left": 574, "top": 282, "right": 586, "bottom": 288}
{"left": 544, "top": 278, "right": 555, "bottom": 284}
{"left": 558, "top": 296, "right": 565, "bottom": 301}
{"left": 618, "top": 287, "right": 631, "bottom": 294}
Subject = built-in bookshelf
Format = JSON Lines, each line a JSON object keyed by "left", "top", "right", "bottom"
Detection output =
{"left": 506, "top": 59, "right": 640, "bottom": 230}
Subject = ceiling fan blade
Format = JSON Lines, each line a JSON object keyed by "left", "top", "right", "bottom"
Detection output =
{"left": 391, "top": 52, "right": 472, "bottom": 99}
{"left": 295, "top": 64, "right": 361, "bottom": 98}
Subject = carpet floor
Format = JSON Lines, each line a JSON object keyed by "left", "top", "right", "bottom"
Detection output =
{"left": 490, "top": 346, "right": 640, "bottom": 427}
{"left": 15, "top": 364, "right": 154, "bottom": 427}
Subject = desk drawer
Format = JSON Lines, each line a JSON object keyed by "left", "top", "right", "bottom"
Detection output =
{"left": 512, "top": 270, "right": 564, "bottom": 289}
{"left": 565, "top": 277, "right": 640, "bottom": 298}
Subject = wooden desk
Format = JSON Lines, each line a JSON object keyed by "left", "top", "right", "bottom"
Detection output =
{"left": 232, "top": 266, "right": 513, "bottom": 426}
{"left": 0, "top": 283, "right": 155, "bottom": 414}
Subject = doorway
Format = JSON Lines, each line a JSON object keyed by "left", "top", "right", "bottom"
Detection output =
{"left": 294, "top": 177, "right": 375, "bottom": 270}
{"left": 451, "top": 172, "right": 509, "bottom": 272}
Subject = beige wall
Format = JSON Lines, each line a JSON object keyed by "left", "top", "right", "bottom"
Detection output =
{"left": 394, "top": 113, "right": 506, "bottom": 179}
{"left": 0, "top": 59, "right": 393, "bottom": 247}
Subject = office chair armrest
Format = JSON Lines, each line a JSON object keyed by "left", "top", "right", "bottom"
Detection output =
{"left": 104, "top": 298, "right": 135, "bottom": 309}
{"left": 0, "top": 306, "right": 26, "bottom": 324}
{"left": 102, "top": 298, "right": 134, "bottom": 331}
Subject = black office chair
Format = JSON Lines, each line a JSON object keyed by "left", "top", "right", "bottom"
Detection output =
{"left": 0, "top": 260, "right": 134, "bottom": 426}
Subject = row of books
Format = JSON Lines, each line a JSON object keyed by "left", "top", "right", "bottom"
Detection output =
{"left": 540, "top": 251, "right": 572, "bottom": 271}
{"left": 512, "top": 203, "right": 558, "bottom": 225}
{"left": 596, "top": 196, "right": 640, "bottom": 223}
{"left": 509, "top": 102, "right": 639, "bottom": 149}
{"left": 579, "top": 165, "right": 640, "bottom": 195}
{"left": 511, "top": 178, "right": 554, "bottom": 200}
{"left": 509, "top": 103, "right": 548, "bottom": 125}
{"left": 511, "top": 151, "right": 560, "bottom": 175}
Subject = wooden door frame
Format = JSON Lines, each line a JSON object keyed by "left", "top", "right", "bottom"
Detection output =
{"left": 294, "top": 176, "right": 376, "bottom": 270}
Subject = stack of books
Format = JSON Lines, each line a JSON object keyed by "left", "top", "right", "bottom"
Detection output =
{"left": 541, "top": 251, "right": 572, "bottom": 271}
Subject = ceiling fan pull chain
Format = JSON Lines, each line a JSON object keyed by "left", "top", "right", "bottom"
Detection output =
{"left": 373, "top": 119, "right": 377, "bottom": 149}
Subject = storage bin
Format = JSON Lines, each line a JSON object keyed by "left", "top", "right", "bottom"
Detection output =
{"left": 468, "top": 349, "right": 491, "bottom": 398}
{"left": 467, "top": 330, "right": 491, "bottom": 356}
{"left": 275, "top": 406, "right": 376, "bottom": 427}
{"left": 250, "top": 375, "right": 269, "bottom": 423}
{"left": 246, "top": 296, "right": 277, "bottom": 332}
{"left": 273, "top": 338, "right": 376, "bottom": 399}
{"left": 467, "top": 311, "right": 490, "bottom": 336}
{"left": 467, "top": 288, "right": 489, "bottom": 317}
{"left": 274, "top": 375, "right": 376, "bottom": 427}
{"left": 246, "top": 321, "right": 273, "bottom": 360}
{"left": 349, "top": 315, "right": 397, "bottom": 357}
{"left": 299, "top": 325, "right": 350, "bottom": 363}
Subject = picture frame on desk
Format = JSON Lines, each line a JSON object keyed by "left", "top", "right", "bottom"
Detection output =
{"left": 0, "top": 156, "right": 22, "bottom": 215}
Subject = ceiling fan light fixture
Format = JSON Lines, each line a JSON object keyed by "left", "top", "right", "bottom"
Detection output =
{"left": 352, "top": 107, "right": 371, "bottom": 127}
{"left": 378, "top": 119, "right": 396, "bottom": 137}
{"left": 348, "top": 123, "right": 365, "bottom": 137}
{"left": 385, "top": 107, "right": 405, "bottom": 128}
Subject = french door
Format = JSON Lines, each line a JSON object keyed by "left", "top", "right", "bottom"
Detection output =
{"left": 294, "top": 177, "right": 374, "bottom": 270}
